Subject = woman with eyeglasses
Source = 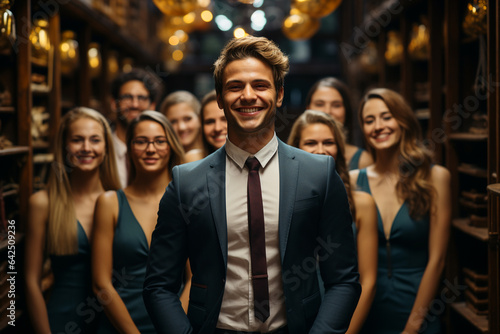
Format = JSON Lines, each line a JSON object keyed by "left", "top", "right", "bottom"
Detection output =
{"left": 92, "top": 111, "right": 186, "bottom": 333}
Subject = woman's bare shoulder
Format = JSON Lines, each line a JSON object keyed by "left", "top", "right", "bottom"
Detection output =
{"left": 96, "top": 190, "right": 119, "bottom": 206}
{"left": 428, "top": 165, "right": 450, "bottom": 187}
{"left": 353, "top": 190, "right": 376, "bottom": 212}
{"left": 29, "top": 190, "right": 49, "bottom": 209}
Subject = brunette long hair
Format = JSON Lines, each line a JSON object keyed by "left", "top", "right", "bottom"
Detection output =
{"left": 359, "top": 88, "right": 435, "bottom": 218}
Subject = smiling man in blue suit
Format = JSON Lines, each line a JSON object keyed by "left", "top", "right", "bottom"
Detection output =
{"left": 143, "top": 36, "right": 361, "bottom": 334}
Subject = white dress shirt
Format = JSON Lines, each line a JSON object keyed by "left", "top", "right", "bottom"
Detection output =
{"left": 217, "top": 134, "right": 287, "bottom": 332}
{"left": 112, "top": 131, "right": 128, "bottom": 188}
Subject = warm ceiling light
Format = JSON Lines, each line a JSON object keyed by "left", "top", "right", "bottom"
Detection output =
{"left": 233, "top": 27, "right": 247, "bottom": 38}
{"left": 169, "top": 35, "right": 180, "bottom": 45}
{"left": 172, "top": 49, "right": 184, "bottom": 61}
{"left": 201, "top": 10, "right": 213, "bottom": 22}
{"left": 183, "top": 12, "right": 195, "bottom": 24}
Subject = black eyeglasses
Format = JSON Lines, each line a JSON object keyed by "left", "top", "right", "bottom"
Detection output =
{"left": 119, "top": 94, "right": 150, "bottom": 105}
{"left": 132, "top": 138, "right": 168, "bottom": 150}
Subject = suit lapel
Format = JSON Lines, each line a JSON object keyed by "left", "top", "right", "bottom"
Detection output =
{"left": 207, "top": 148, "right": 228, "bottom": 267}
{"left": 277, "top": 141, "right": 298, "bottom": 263}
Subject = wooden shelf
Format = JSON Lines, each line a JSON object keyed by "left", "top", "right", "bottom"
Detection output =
{"left": 452, "top": 218, "right": 489, "bottom": 242}
{"left": 33, "top": 153, "right": 54, "bottom": 164}
{"left": 487, "top": 183, "right": 500, "bottom": 196}
{"left": 0, "top": 146, "right": 29, "bottom": 157}
{"left": 0, "top": 107, "right": 14, "bottom": 114}
{"left": 1, "top": 188, "right": 19, "bottom": 198}
{"left": 449, "top": 133, "right": 488, "bottom": 141}
{"left": 451, "top": 302, "right": 488, "bottom": 334}
{"left": 415, "top": 108, "right": 430, "bottom": 120}
{"left": 31, "top": 83, "right": 51, "bottom": 94}
{"left": 457, "top": 165, "right": 488, "bottom": 178}
{"left": 61, "top": 0, "right": 159, "bottom": 64}
{"left": 32, "top": 142, "right": 50, "bottom": 149}
{"left": 459, "top": 198, "right": 487, "bottom": 210}
{"left": 31, "top": 57, "right": 48, "bottom": 67}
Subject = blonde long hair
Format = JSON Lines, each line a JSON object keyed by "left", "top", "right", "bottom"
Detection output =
{"left": 288, "top": 109, "right": 356, "bottom": 219}
{"left": 47, "top": 107, "right": 120, "bottom": 255}
{"left": 359, "top": 88, "right": 434, "bottom": 218}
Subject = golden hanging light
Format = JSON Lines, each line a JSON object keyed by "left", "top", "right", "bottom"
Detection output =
{"left": 0, "top": 9, "right": 15, "bottom": 51}
{"left": 157, "top": 14, "right": 195, "bottom": 44}
{"left": 291, "top": 0, "right": 342, "bottom": 19}
{"left": 408, "top": 20, "right": 430, "bottom": 60}
{"left": 153, "top": 0, "right": 198, "bottom": 17}
{"left": 60, "top": 30, "right": 79, "bottom": 75}
{"left": 122, "top": 57, "right": 134, "bottom": 73}
{"left": 190, "top": 8, "right": 212, "bottom": 31}
{"left": 88, "top": 42, "right": 102, "bottom": 79}
{"left": 282, "top": 10, "right": 320, "bottom": 40}
{"left": 30, "top": 18, "right": 50, "bottom": 65}
{"left": 463, "top": 0, "right": 487, "bottom": 37}
{"left": 385, "top": 31, "right": 403, "bottom": 65}
{"left": 107, "top": 51, "right": 120, "bottom": 81}
{"left": 359, "top": 41, "right": 378, "bottom": 74}
{"left": 0, "top": 0, "right": 14, "bottom": 10}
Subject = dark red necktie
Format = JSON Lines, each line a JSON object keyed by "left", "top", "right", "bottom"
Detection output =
{"left": 245, "top": 157, "right": 270, "bottom": 322}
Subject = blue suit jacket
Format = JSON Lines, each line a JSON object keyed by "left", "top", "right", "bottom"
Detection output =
{"left": 144, "top": 140, "right": 361, "bottom": 334}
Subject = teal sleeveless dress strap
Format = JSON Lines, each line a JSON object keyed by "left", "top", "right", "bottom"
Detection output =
{"left": 96, "top": 189, "right": 155, "bottom": 333}
{"left": 348, "top": 148, "right": 365, "bottom": 171}
{"left": 356, "top": 169, "right": 441, "bottom": 334}
{"left": 47, "top": 221, "right": 101, "bottom": 332}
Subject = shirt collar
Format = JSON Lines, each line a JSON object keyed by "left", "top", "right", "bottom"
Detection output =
{"left": 112, "top": 131, "right": 127, "bottom": 157}
{"left": 225, "top": 134, "right": 278, "bottom": 170}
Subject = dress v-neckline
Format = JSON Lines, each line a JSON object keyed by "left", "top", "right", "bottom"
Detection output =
{"left": 374, "top": 203, "right": 405, "bottom": 240}
{"left": 364, "top": 178, "right": 405, "bottom": 241}
{"left": 119, "top": 190, "right": 150, "bottom": 250}
{"left": 76, "top": 220, "right": 90, "bottom": 246}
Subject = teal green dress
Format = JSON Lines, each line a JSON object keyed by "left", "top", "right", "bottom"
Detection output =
{"left": 348, "top": 148, "right": 365, "bottom": 171}
{"left": 97, "top": 189, "right": 155, "bottom": 333}
{"left": 356, "top": 169, "right": 441, "bottom": 334}
{"left": 47, "top": 221, "right": 100, "bottom": 332}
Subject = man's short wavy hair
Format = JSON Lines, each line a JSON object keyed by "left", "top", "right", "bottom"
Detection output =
{"left": 213, "top": 36, "right": 289, "bottom": 96}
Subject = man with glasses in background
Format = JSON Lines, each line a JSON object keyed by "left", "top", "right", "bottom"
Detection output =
{"left": 110, "top": 69, "right": 162, "bottom": 187}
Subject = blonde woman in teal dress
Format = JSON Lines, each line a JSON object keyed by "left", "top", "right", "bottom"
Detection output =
{"left": 92, "top": 111, "right": 187, "bottom": 333}
{"left": 25, "top": 107, "right": 120, "bottom": 333}
{"left": 350, "top": 88, "right": 451, "bottom": 334}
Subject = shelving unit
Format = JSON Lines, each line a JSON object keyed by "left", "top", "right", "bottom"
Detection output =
{"left": 0, "top": 0, "right": 162, "bottom": 332}
{"left": 452, "top": 218, "right": 489, "bottom": 242}
{"left": 342, "top": 0, "right": 499, "bottom": 333}
{"left": 0, "top": 0, "right": 497, "bottom": 332}
{"left": 451, "top": 302, "right": 489, "bottom": 333}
